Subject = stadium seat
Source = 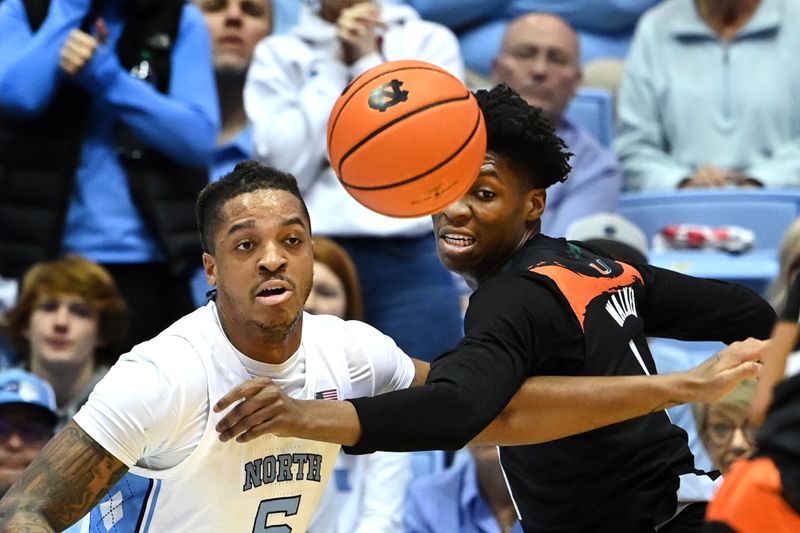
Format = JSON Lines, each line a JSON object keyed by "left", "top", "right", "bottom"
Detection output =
{"left": 618, "top": 190, "right": 800, "bottom": 295}
{"left": 564, "top": 87, "right": 614, "bottom": 147}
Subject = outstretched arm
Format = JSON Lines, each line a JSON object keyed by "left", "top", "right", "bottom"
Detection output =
{"left": 0, "top": 421, "right": 128, "bottom": 532}
{"left": 214, "top": 339, "right": 762, "bottom": 447}
{"left": 476, "top": 338, "right": 762, "bottom": 445}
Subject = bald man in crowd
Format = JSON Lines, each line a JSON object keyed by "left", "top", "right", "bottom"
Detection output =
{"left": 492, "top": 13, "right": 621, "bottom": 237}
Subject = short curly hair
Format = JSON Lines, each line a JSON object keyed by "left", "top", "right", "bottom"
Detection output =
{"left": 475, "top": 84, "right": 572, "bottom": 189}
{"left": 197, "top": 160, "right": 310, "bottom": 254}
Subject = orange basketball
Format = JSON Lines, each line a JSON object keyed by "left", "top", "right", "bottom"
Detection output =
{"left": 327, "top": 60, "right": 486, "bottom": 218}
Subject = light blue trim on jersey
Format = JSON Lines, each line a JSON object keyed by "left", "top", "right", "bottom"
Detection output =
{"left": 141, "top": 479, "right": 162, "bottom": 533}
{"left": 88, "top": 473, "right": 160, "bottom": 532}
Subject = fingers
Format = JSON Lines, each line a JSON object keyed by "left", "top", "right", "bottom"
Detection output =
{"left": 727, "top": 360, "right": 760, "bottom": 382}
{"left": 691, "top": 165, "right": 728, "bottom": 188}
{"left": 214, "top": 377, "right": 272, "bottom": 412}
{"left": 214, "top": 377, "right": 293, "bottom": 442}
{"left": 218, "top": 405, "right": 279, "bottom": 442}
{"left": 718, "top": 338, "right": 765, "bottom": 366}
{"left": 59, "top": 30, "right": 98, "bottom": 75}
{"left": 337, "top": 2, "right": 384, "bottom": 52}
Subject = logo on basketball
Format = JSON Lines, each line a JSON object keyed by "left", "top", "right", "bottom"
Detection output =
{"left": 368, "top": 79, "right": 408, "bottom": 112}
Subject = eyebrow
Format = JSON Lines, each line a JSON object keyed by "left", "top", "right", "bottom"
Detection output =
{"left": 225, "top": 217, "right": 308, "bottom": 237}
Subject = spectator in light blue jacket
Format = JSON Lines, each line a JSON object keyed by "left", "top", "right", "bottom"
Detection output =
{"left": 615, "top": 0, "right": 800, "bottom": 191}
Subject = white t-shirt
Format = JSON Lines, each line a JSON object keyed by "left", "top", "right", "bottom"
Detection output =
{"left": 71, "top": 302, "right": 414, "bottom": 532}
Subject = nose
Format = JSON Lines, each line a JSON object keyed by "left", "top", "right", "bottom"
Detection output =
{"left": 52, "top": 303, "right": 71, "bottom": 330}
{"left": 729, "top": 427, "right": 752, "bottom": 451}
{"left": 3, "top": 431, "right": 26, "bottom": 451}
{"left": 531, "top": 55, "right": 549, "bottom": 78}
{"left": 224, "top": 1, "right": 243, "bottom": 24}
{"left": 441, "top": 196, "right": 472, "bottom": 223}
{"left": 257, "top": 242, "right": 287, "bottom": 273}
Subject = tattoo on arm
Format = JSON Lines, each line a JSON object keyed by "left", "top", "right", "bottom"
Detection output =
{"left": 0, "top": 420, "right": 129, "bottom": 531}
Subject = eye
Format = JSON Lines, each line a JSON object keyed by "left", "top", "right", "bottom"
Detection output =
{"left": 285, "top": 235, "right": 303, "bottom": 247}
{"left": 235, "top": 240, "right": 254, "bottom": 251}
{"left": 242, "top": 1, "right": 265, "bottom": 17}
{"left": 68, "top": 302, "right": 95, "bottom": 319}
{"left": 710, "top": 423, "right": 734, "bottom": 438}
{"left": 36, "top": 299, "right": 60, "bottom": 312}
{"left": 547, "top": 50, "right": 570, "bottom": 66}
{"left": 199, "top": 0, "right": 225, "bottom": 13}
{"left": 473, "top": 189, "right": 496, "bottom": 201}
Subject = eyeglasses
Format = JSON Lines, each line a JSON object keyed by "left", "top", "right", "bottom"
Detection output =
{"left": 0, "top": 418, "right": 53, "bottom": 445}
{"left": 703, "top": 420, "right": 757, "bottom": 447}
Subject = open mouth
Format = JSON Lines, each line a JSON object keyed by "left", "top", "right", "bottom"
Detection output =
{"left": 255, "top": 284, "right": 293, "bottom": 306}
{"left": 258, "top": 287, "right": 287, "bottom": 297}
{"left": 441, "top": 234, "right": 476, "bottom": 248}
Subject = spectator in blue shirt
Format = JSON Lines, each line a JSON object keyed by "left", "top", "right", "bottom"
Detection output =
{"left": 191, "top": 0, "right": 272, "bottom": 306}
{"left": 405, "top": 445, "right": 523, "bottom": 533}
{"left": 0, "top": 0, "right": 220, "bottom": 351}
{"left": 492, "top": 13, "right": 621, "bottom": 237}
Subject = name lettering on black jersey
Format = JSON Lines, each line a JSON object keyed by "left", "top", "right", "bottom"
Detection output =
{"left": 606, "top": 286, "right": 637, "bottom": 327}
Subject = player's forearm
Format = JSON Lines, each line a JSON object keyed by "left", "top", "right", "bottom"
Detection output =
{"left": 0, "top": 421, "right": 127, "bottom": 532}
{"left": 474, "top": 372, "right": 696, "bottom": 445}
{"left": 296, "top": 400, "right": 362, "bottom": 446}
{"left": 0, "top": 510, "right": 55, "bottom": 532}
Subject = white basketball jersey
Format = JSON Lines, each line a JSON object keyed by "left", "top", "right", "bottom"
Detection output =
{"left": 75, "top": 306, "right": 410, "bottom": 533}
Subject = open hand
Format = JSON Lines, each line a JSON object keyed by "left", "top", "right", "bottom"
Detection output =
{"left": 214, "top": 377, "right": 308, "bottom": 443}
{"left": 687, "top": 337, "right": 763, "bottom": 404}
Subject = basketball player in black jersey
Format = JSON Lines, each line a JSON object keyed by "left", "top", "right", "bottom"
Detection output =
{"left": 216, "top": 84, "right": 774, "bottom": 532}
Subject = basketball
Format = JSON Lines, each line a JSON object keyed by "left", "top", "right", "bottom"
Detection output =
{"left": 326, "top": 60, "right": 486, "bottom": 218}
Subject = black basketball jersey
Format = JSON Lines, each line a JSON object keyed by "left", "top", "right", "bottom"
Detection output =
{"left": 498, "top": 237, "right": 698, "bottom": 531}
{"left": 347, "top": 234, "right": 775, "bottom": 532}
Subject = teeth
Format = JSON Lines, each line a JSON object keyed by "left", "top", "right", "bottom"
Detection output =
{"left": 260, "top": 287, "right": 286, "bottom": 296}
{"left": 443, "top": 234, "right": 475, "bottom": 246}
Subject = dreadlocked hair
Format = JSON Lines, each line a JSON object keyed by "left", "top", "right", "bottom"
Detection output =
{"left": 474, "top": 84, "right": 572, "bottom": 189}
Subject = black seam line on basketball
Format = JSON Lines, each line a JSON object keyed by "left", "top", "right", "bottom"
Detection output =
{"left": 327, "top": 65, "right": 463, "bottom": 148}
{"left": 341, "top": 102, "right": 481, "bottom": 191}
{"left": 337, "top": 93, "right": 472, "bottom": 186}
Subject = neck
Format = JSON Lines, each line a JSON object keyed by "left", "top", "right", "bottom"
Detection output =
{"left": 471, "top": 227, "right": 539, "bottom": 289}
{"left": 31, "top": 357, "right": 95, "bottom": 409}
{"left": 217, "top": 306, "right": 303, "bottom": 365}
{"left": 216, "top": 70, "right": 249, "bottom": 145}
{"left": 696, "top": 0, "right": 760, "bottom": 38}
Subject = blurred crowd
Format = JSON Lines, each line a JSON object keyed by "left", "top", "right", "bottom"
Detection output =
{"left": 1, "top": 0, "right": 799, "bottom": 531}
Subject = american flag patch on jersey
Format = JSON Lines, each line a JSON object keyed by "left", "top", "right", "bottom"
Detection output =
{"left": 315, "top": 389, "right": 339, "bottom": 400}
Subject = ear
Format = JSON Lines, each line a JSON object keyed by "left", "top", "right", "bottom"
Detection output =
{"left": 524, "top": 188, "right": 547, "bottom": 223}
{"left": 202, "top": 252, "right": 217, "bottom": 288}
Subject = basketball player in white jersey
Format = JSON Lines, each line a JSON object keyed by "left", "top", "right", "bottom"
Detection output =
{"left": 0, "top": 160, "right": 764, "bottom": 532}
{"left": 0, "top": 161, "right": 425, "bottom": 532}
